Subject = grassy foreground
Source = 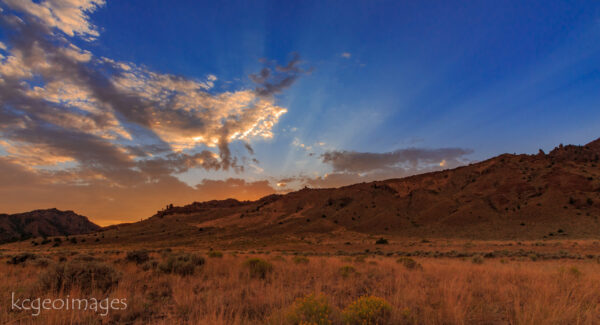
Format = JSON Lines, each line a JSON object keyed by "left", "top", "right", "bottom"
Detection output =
{"left": 1, "top": 247, "right": 600, "bottom": 325}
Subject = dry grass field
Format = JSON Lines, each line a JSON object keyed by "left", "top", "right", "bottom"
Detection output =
{"left": 1, "top": 242, "right": 600, "bottom": 324}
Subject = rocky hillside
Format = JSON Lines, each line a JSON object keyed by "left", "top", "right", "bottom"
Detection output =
{"left": 0, "top": 209, "right": 100, "bottom": 243}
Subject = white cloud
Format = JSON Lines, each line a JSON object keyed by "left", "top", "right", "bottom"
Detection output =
{"left": 110, "top": 63, "right": 288, "bottom": 151}
{"left": 340, "top": 52, "right": 352, "bottom": 59}
{"left": 3, "top": 0, "right": 105, "bottom": 40}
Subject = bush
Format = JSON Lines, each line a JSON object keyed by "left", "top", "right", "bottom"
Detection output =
{"left": 7, "top": 253, "right": 37, "bottom": 265}
{"left": 141, "top": 261, "right": 158, "bottom": 271}
{"left": 271, "top": 255, "right": 286, "bottom": 262}
{"left": 342, "top": 296, "right": 392, "bottom": 325}
{"left": 339, "top": 265, "right": 357, "bottom": 278}
{"left": 38, "top": 260, "right": 120, "bottom": 294}
{"left": 293, "top": 256, "right": 310, "bottom": 264}
{"left": 472, "top": 255, "right": 484, "bottom": 264}
{"left": 569, "top": 266, "right": 582, "bottom": 278}
{"left": 396, "top": 257, "right": 422, "bottom": 270}
{"left": 375, "top": 238, "right": 389, "bottom": 245}
{"left": 73, "top": 254, "right": 96, "bottom": 262}
{"left": 286, "top": 293, "right": 335, "bottom": 325}
{"left": 146, "top": 280, "right": 173, "bottom": 303}
{"left": 208, "top": 251, "right": 223, "bottom": 258}
{"left": 33, "top": 257, "right": 54, "bottom": 268}
{"left": 243, "top": 258, "right": 273, "bottom": 279}
{"left": 354, "top": 255, "right": 367, "bottom": 263}
{"left": 126, "top": 250, "right": 150, "bottom": 264}
{"left": 158, "top": 253, "right": 205, "bottom": 276}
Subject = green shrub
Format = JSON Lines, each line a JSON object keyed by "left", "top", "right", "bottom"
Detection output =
{"left": 208, "top": 251, "right": 223, "bottom": 258}
{"left": 472, "top": 255, "right": 484, "bottom": 264}
{"left": 342, "top": 296, "right": 392, "bottom": 325}
{"left": 38, "top": 260, "right": 120, "bottom": 294}
{"left": 146, "top": 280, "right": 173, "bottom": 303}
{"left": 293, "top": 256, "right": 310, "bottom": 264}
{"left": 73, "top": 254, "right": 96, "bottom": 262}
{"left": 271, "top": 255, "right": 286, "bottom": 262}
{"left": 286, "top": 293, "right": 334, "bottom": 325}
{"left": 353, "top": 255, "right": 367, "bottom": 263}
{"left": 33, "top": 257, "right": 54, "bottom": 268}
{"left": 158, "top": 253, "right": 205, "bottom": 276}
{"left": 7, "top": 253, "right": 37, "bottom": 265}
{"left": 569, "top": 266, "right": 582, "bottom": 278}
{"left": 141, "top": 261, "right": 158, "bottom": 271}
{"left": 396, "top": 257, "right": 422, "bottom": 270}
{"left": 126, "top": 250, "right": 150, "bottom": 264}
{"left": 338, "top": 265, "right": 357, "bottom": 278}
{"left": 243, "top": 258, "right": 273, "bottom": 279}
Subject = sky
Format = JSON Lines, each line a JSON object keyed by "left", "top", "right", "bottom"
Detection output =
{"left": 1, "top": 0, "right": 600, "bottom": 225}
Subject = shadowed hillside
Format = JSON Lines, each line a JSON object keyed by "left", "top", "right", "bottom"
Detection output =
{"left": 0, "top": 209, "right": 100, "bottom": 243}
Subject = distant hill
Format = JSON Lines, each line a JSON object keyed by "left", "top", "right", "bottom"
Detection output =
{"left": 0, "top": 209, "right": 100, "bottom": 243}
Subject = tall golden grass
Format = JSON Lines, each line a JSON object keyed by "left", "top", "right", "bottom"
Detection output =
{"left": 1, "top": 250, "right": 599, "bottom": 324}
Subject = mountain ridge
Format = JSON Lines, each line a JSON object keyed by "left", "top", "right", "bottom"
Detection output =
{"left": 85, "top": 137, "right": 600, "bottom": 245}
{"left": 0, "top": 208, "right": 100, "bottom": 243}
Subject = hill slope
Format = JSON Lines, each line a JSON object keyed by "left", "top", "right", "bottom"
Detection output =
{"left": 0, "top": 209, "right": 100, "bottom": 243}
{"left": 87, "top": 138, "right": 600, "bottom": 246}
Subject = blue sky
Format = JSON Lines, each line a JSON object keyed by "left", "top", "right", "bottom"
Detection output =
{"left": 1, "top": 0, "right": 600, "bottom": 222}
{"left": 93, "top": 0, "right": 600, "bottom": 170}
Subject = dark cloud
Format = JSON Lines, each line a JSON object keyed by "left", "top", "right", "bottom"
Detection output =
{"left": 269, "top": 147, "right": 475, "bottom": 189}
{"left": 250, "top": 52, "right": 309, "bottom": 97}
{"left": 243, "top": 142, "right": 255, "bottom": 155}
{"left": 321, "top": 147, "right": 473, "bottom": 173}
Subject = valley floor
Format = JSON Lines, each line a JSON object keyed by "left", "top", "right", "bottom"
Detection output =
{"left": 1, "top": 240, "right": 600, "bottom": 324}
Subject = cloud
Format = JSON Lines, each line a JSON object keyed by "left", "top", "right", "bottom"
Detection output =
{"left": 250, "top": 52, "right": 310, "bottom": 97}
{"left": 321, "top": 147, "right": 473, "bottom": 173}
{"left": 2, "top": 0, "right": 105, "bottom": 40}
{"left": 340, "top": 52, "right": 351, "bottom": 59}
{"left": 271, "top": 147, "right": 474, "bottom": 189}
{"left": 292, "top": 137, "right": 313, "bottom": 151}
{"left": 0, "top": 0, "right": 303, "bottom": 189}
